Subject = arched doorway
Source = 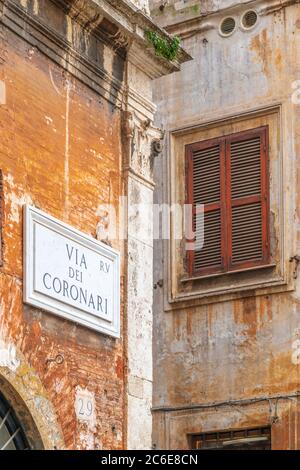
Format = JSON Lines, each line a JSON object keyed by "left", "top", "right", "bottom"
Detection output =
{"left": 0, "top": 355, "right": 64, "bottom": 449}
{"left": 0, "top": 391, "right": 30, "bottom": 450}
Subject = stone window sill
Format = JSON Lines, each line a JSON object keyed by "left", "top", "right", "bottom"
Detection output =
{"left": 180, "top": 263, "right": 277, "bottom": 283}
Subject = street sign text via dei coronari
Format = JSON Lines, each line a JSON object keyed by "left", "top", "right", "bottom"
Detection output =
{"left": 23, "top": 205, "right": 120, "bottom": 338}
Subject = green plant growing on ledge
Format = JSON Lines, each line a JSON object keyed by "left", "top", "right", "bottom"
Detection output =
{"left": 145, "top": 30, "right": 180, "bottom": 62}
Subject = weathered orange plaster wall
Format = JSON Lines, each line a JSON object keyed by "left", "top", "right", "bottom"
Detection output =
{"left": 0, "top": 24, "right": 125, "bottom": 450}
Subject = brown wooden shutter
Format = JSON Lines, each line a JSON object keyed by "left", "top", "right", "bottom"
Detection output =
{"left": 227, "top": 127, "right": 269, "bottom": 270}
{"left": 186, "top": 139, "right": 225, "bottom": 276}
{"left": 186, "top": 126, "right": 270, "bottom": 278}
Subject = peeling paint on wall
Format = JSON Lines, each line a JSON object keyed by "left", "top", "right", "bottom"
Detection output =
{"left": 151, "top": 0, "right": 300, "bottom": 450}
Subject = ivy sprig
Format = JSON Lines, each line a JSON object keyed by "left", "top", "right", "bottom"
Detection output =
{"left": 145, "top": 30, "right": 180, "bottom": 62}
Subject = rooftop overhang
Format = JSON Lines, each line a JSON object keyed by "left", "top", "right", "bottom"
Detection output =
{"left": 66, "top": 0, "right": 192, "bottom": 78}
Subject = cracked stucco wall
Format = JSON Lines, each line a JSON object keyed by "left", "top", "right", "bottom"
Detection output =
{"left": 151, "top": 0, "right": 300, "bottom": 450}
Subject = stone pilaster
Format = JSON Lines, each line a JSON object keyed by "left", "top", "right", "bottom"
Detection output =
{"left": 123, "top": 59, "right": 163, "bottom": 449}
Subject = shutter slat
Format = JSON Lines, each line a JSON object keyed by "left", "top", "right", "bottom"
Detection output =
{"left": 231, "top": 140, "right": 261, "bottom": 150}
{"left": 231, "top": 136, "right": 261, "bottom": 200}
{"left": 232, "top": 202, "right": 262, "bottom": 264}
{"left": 231, "top": 145, "right": 261, "bottom": 155}
{"left": 194, "top": 210, "right": 222, "bottom": 270}
{"left": 193, "top": 145, "right": 220, "bottom": 206}
{"left": 230, "top": 134, "right": 263, "bottom": 265}
{"left": 232, "top": 169, "right": 261, "bottom": 177}
{"left": 192, "top": 144, "right": 222, "bottom": 273}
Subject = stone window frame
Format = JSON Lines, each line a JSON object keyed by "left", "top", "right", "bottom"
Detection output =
{"left": 163, "top": 104, "right": 294, "bottom": 310}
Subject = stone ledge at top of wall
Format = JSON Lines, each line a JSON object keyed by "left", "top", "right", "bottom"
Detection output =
{"left": 149, "top": 0, "right": 299, "bottom": 29}
{"left": 87, "top": 0, "right": 191, "bottom": 71}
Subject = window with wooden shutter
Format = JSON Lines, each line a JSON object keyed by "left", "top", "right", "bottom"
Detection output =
{"left": 186, "top": 127, "right": 270, "bottom": 277}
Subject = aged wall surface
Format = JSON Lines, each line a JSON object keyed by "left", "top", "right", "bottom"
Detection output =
{"left": 131, "top": 0, "right": 150, "bottom": 14}
{"left": 0, "top": 0, "right": 185, "bottom": 450}
{"left": 0, "top": 0, "right": 125, "bottom": 450}
{"left": 151, "top": 0, "right": 300, "bottom": 450}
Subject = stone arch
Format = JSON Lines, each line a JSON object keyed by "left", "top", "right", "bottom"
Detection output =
{"left": 0, "top": 341, "right": 64, "bottom": 450}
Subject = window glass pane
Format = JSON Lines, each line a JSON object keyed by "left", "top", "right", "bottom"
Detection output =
{"left": 0, "top": 418, "right": 17, "bottom": 450}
